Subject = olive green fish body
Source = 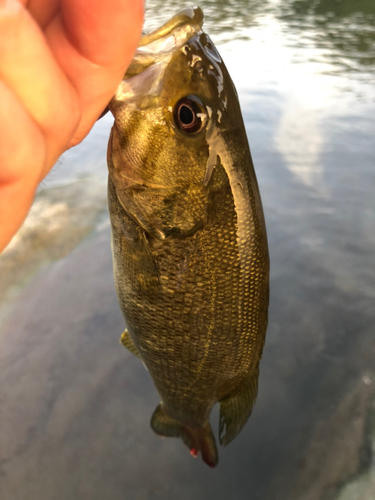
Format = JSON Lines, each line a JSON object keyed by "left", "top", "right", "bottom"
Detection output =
{"left": 108, "top": 7, "right": 269, "bottom": 467}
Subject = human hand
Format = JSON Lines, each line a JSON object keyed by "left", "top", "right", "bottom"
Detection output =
{"left": 0, "top": 0, "right": 143, "bottom": 252}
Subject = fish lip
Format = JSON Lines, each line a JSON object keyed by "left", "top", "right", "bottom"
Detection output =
{"left": 139, "top": 7, "right": 204, "bottom": 48}
{"left": 124, "top": 7, "right": 204, "bottom": 79}
{"left": 111, "top": 9, "right": 206, "bottom": 109}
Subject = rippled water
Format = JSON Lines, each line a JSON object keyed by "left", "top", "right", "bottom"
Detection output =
{"left": 1, "top": 1, "right": 375, "bottom": 499}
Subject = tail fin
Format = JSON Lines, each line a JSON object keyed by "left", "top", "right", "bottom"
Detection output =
{"left": 151, "top": 403, "right": 218, "bottom": 467}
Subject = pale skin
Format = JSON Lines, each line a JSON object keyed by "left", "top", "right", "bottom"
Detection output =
{"left": 0, "top": 0, "right": 144, "bottom": 252}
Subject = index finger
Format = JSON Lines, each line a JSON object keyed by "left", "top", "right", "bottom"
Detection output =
{"left": 46, "top": 0, "right": 144, "bottom": 146}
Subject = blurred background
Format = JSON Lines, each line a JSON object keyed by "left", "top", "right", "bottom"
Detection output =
{"left": 1, "top": 1, "right": 374, "bottom": 499}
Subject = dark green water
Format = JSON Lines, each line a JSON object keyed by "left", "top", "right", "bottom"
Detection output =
{"left": 1, "top": 1, "right": 374, "bottom": 499}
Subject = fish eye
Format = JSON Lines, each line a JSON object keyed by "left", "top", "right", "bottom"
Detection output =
{"left": 173, "top": 96, "right": 207, "bottom": 135}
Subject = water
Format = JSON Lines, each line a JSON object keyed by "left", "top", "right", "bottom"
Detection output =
{"left": 1, "top": 1, "right": 374, "bottom": 499}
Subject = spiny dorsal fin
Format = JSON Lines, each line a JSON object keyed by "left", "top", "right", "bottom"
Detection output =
{"left": 219, "top": 371, "right": 259, "bottom": 446}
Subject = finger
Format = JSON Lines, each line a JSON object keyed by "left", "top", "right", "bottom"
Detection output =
{"left": 26, "top": 0, "right": 60, "bottom": 29}
{"left": 0, "top": 1, "right": 80, "bottom": 168}
{"left": 62, "top": 0, "right": 144, "bottom": 66}
{"left": 45, "top": 0, "right": 144, "bottom": 146}
{"left": 0, "top": 79, "right": 46, "bottom": 252}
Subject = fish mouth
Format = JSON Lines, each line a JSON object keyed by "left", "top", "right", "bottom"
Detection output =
{"left": 98, "top": 8, "right": 204, "bottom": 120}
{"left": 125, "top": 7, "right": 204, "bottom": 78}
{"left": 139, "top": 7, "right": 203, "bottom": 47}
{"left": 108, "top": 7, "right": 205, "bottom": 110}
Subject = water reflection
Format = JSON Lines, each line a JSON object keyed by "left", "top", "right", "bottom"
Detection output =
{"left": 279, "top": 0, "right": 375, "bottom": 79}
{"left": 1, "top": 1, "right": 375, "bottom": 499}
{"left": 144, "top": 0, "right": 271, "bottom": 41}
{"left": 145, "top": 0, "right": 375, "bottom": 84}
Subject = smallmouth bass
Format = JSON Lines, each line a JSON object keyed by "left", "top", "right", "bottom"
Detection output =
{"left": 107, "top": 7, "right": 269, "bottom": 467}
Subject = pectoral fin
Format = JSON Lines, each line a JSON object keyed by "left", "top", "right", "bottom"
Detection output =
{"left": 219, "top": 372, "right": 259, "bottom": 446}
{"left": 120, "top": 330, "right": 142, "bottom": 359}
{"left": 151, "top": 403, "right": 218, "bottom": 467}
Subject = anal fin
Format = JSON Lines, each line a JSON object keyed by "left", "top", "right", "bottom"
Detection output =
{"left": 120, "top": 329, "right": 142, "bottom": 359}
{"left": 219, "top": 371, "right": 259, "bottom": 446}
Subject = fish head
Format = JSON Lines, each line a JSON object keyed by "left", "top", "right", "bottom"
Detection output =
{"left": 108, "top": 7, "right": 246, "bottom": 238}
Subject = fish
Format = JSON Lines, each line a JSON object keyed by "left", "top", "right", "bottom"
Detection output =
{"left": 107, "top": 7, "right": 269, "bottom": 467}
